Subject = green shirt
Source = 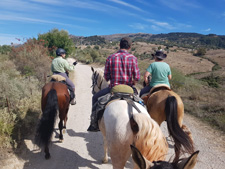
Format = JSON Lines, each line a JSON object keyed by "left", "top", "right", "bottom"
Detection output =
{"left": 51, "top": 56, "right": 75, "bottom": 73}
{"left": 147, "top": 62, "right": 171, "bottom": 87}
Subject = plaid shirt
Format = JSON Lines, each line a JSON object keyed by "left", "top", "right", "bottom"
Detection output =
{"left": 104, "top": 49, "right": 140, "bottom": 88}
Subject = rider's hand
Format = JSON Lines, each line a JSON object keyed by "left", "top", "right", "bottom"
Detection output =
{"left": 73, "top": 61, "right": 77, "bottom": 66}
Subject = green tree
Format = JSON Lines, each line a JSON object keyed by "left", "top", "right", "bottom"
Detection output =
{"left": 38, "top": 29, "right": 75, "bottom": 57}
{"left": 195, "top": 48, "right": 206, "bottom": 56}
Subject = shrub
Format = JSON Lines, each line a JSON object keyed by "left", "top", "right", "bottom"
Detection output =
{"left": 38, "top": 28, "right": 75, "bottom": 57}
{"left": 9, "top": 39, "right": 51, "bottom": 85}
{"left": 0, "top": 56, "right": 41, "bottom": 148}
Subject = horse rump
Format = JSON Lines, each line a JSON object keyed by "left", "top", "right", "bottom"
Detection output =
{"left": 35, "top": 89, "right": 59, "bottom": 147}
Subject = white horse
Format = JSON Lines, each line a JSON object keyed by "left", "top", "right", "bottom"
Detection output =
{"left": 99, "top": 100, "right": 168, "bottom": 169}
{"left": 91, "top": 67, "right": 168, "bottom": 169}
{"left": 91, "top": 67, "right": 109, "bottom": 95}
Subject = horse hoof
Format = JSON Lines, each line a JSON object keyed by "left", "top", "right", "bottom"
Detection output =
{"left": 59, "top": 139, "right": 64, "bottom": 143}
{"left": 102, "top": 158, "right": 108, "bottom": 163}
{"left": 63, "top": 128, "right": 66, "bottom": 134}
{"left": 45, "top": 154, "right": 51, "bottom": 160}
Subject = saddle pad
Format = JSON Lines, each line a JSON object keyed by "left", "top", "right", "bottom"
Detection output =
{"left": 111, "top": 84, "right": 134, "bottom": 94}
{"left": 149, "top": 84, "right": 170, "bottom": 95}
{"left": 141, "top": 84, "right": 170, "bottom": 99}
{"left": 51, "top": 75, "right": 66, "bottom": 82}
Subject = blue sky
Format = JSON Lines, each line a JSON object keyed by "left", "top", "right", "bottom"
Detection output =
{"left": 0, "top": 0, "right": 224, "bottom": 45}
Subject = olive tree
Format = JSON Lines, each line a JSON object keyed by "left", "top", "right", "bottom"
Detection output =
{"left": 38, "top": 28, "right": 75, "bottom": 57}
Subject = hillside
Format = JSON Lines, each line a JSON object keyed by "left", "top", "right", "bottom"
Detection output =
{"left": 70, "top": 32, "right": 225, "bottom": 49}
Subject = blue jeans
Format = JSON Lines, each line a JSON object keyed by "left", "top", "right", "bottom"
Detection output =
{"left": 139, "top": 85, "right": 152, "bottom": 97}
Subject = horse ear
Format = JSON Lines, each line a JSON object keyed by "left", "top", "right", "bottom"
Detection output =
{"left": 176, "top": 151, "right": 199, "bottom": 169}
{"left": 131, "top": 145, "right": 153, "bottom": 169}
{"left": 91, "top": 67, "right": 94, "bottom": 72}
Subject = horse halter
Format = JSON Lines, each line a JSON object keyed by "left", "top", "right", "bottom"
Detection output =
{"left": 91, "top": 71, "right": 103, "bottom": 95}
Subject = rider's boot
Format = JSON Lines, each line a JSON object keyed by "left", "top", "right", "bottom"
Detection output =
{"left": 70, "top": 94, "right": 76, "bottom": 105}
{"left": 87, "top": 106, "right": 100, "bottom": 132}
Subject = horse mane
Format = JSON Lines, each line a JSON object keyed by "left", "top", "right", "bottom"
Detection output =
{"left": 94, "top": 68, "right": 109, "bottom": 90}
{"left": 133, "top": 113, "right": 168, "bottom": 162}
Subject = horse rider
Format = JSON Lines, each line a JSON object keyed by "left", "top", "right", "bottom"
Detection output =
{"left": 139, "top": 50, "right": 172, "bottom": 97}
{"left": 51, "top": 48, "right": 77, "bottom": 105}
{"left": 87, "top": 37, "right": 140, "bottom": 132}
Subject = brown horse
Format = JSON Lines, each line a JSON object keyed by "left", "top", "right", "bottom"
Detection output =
{"left": 35, "top": 81, "right": 70, "bottom": 159}
{"left": 141, "top": 85, "right": 194, "bottom": 162}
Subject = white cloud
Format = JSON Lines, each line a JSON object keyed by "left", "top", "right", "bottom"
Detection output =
{"left": 129, "top": 23, "right": 148, "bottom": 30}
{"left": 108, "top": 0, "right": 145, "bottom": 12}
{"left": 145, "top": 19, "right": 175, "bottom": 30}
{"left": 0, "top": 14, "right": 87, "bottom": 29}
{"left": 204, "top": 28, "right": 211, "bottom": 32}
{"left": 159, "top": 0, "right": 200, "bottom": 11}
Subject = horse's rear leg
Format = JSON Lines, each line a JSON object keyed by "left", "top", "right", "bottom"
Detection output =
{"left": 44, "top": 145, "right": 50, "bottom": 159}
{"left": 99, "top": 118, "right": 108, "bottom": 163}
{"left": 58, "top": 120, "right": 63, "bottom": 142}
{"left": 182, "top": 125, "right": 194, "bottom": 144}
{"left": 63, "top": 116, "right": 68, "bottom": 134}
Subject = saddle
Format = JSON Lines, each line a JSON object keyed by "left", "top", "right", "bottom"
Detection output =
{"left": 95, "top": 85, "right": 144, "bottom": 121}
{"left": 141, "top": 84, "right": 171, "bottom": 104}
{"left": 50, "top": 74, "right": 74, "bottom": 101}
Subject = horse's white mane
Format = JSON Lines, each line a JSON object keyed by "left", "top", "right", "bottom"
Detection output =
{"left": 133, "top": 113, "right": 168, "bottom": 162}
{"left": 94, "top": 67, "right": 109, "bottom": 90}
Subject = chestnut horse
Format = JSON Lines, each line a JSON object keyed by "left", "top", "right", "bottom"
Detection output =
{"left": 35, "top": 81, "right": 70, "bottom": 159}
{"left": 141, "top": 85, "right": 194, "bottom": 162}
{"left": 131, "top": 145, "right": 199, "bottom": 169}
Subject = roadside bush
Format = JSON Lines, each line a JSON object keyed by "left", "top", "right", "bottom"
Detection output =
{"left": 0, "top": 57, "right": 41, "bottom": 148}
{"left": 9, "top": 39, "right": 51, "bottom": 85}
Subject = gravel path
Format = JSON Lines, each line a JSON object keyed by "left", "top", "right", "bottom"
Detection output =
{"left": 2, "top": 62, "right": 225, "bottom": 169}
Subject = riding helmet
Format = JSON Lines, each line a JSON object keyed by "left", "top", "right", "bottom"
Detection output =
{"left": 56, "top": 48, "right": 66, "bottom": 56}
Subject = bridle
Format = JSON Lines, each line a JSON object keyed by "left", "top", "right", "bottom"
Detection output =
{"left": 91, "top": 71, "right": 103, "bottom": 95}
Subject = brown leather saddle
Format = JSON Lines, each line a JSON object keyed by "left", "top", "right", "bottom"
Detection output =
{"left": 141, "top": 84, "right": 171, "bottom": 104}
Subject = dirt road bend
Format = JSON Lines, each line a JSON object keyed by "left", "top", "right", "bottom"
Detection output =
{"left": 2, "top": 62, "right": 225, "bottom": 169}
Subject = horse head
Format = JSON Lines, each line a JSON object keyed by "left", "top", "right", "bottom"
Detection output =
{"left": 91, "top": 67, "right": 109, "bottom": 95}
{"left": 131, "top": 145, "right": 199, "bottom": 169}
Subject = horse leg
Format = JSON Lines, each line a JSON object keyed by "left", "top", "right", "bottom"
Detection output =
{"left": 63, "top": 116, "right": 68, "bottom": 134}
{"left": 182, "top": 125, "right": 194, "bottom": 144}
{"left": 58, "top": 120, "right": 63, "bottom": 142}
{"left": 99, "top": 118, "right": 108, "bottom": 163}
{"left": 44, "top": 145, "right": 51, "bottom": 159}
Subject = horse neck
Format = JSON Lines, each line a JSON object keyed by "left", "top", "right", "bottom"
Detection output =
{"left": 134, "top": 114, "right": 168, "bottom": 162}
{"left": 101, "top": 79, "right": 109, "bottom": 89}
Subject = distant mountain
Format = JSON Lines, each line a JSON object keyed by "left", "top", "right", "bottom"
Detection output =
{"left": 70, "top": 32, "right": 225, "bottom": 49}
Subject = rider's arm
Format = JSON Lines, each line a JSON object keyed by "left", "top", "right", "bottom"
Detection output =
{"left": 63, "top": 59, "right": 75, "bottom": 72}
{"left": 144, "top": 71, "right": 151, "bottom": 85}
{"left": 168, "top": 74, "right": 172, "bottom": 80}
{"left": 132, "top": 57, "right": 140, "bottom": 82}
{"left": 104, "top": 58, "right": 110, "bottom": 81}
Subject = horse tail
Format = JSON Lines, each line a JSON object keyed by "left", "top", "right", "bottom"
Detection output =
{"left": 165, "top": 96, "right": 194, "bottom": 155}
{"left": 35, "top": 89, "right": 58, "bottom": 147}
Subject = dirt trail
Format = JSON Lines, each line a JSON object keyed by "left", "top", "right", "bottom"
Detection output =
{"left": 1, "top": 62, "right": 225, "bottom": 169}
